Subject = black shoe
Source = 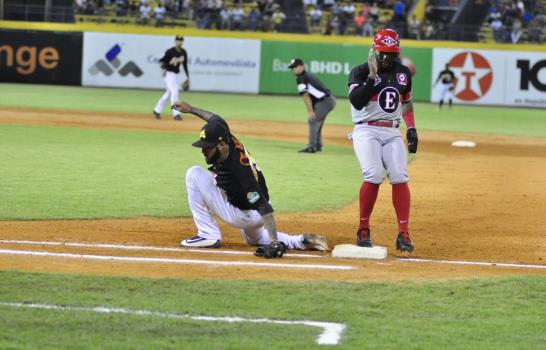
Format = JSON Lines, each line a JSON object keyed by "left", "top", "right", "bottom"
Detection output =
{"left": 396, "top": 232, "right": 414, "bottom": 252}
{"left": 173, "top": 115, "right": 182, "bottom": 121}
{"left": 298, "top": 146, "right": 316, "bottom": 153}
{"left": 316, "top": 146, "right": 322, "bottom": 152}
{"left": 356, "top": 228, "right": 373, "bottom": 247}
{"left": 153, "top": 110, "right": 160, "bottom": 119}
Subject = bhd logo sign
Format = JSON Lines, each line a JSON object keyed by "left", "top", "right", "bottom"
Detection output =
{"left": 88, "top": 44, "right": 143, "bottom": 77}
{"left": 448, "top": 51, "right": 493, "bottom": 101}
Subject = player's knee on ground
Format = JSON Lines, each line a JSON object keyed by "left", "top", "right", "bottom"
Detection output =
{"left": 362, "top": 167, "right": 385, "bottom": 184}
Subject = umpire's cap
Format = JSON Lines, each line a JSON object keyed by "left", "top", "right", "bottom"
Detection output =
{"left": 175, "top": 35, "right": 184, "bottom": 41}
{"left": 192, "top": 121, "right": 229, "bottom": 148}
{"left": 288, "top": 58, "right": 304, "bottom": 68}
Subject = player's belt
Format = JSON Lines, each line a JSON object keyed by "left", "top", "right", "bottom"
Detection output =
{"left": 356, "top": 120, "right": 399, "bottom": 128}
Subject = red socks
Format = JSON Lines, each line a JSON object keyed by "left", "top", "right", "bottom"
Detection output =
{"left": 358, "top": 182, "right": 380, "bottom": 230}
{"left": 392, "top": 183, "right": 411, "bottom": 233}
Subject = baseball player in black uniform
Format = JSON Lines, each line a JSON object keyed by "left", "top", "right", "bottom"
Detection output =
{"left": 288, "top": 58, "right": 336, "bottom": 153}
{"left": 171, "top": 101, "right": 329, "bottom": 258}
{"left": 433, "top": 63, "right": 457, "bottom": 110}
{"left": 348, "top": 28, "right": 417, "bottom": 252}
{"left": 153, "top": 35, "right": 190, "bottom": 120}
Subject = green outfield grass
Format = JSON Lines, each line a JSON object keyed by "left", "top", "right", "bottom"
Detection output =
{"left": 1, "top": 83, "right": 545, "bottom": 137}
{"left": 0, "top": 125, "right": 360, "bottom": 219}
{"left": 0, "top": 271, "right": 544, "bottom": 349}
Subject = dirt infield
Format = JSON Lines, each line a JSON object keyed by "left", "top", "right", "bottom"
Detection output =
{"left": 1, "top": 107, "right": 545, "bottom": 281}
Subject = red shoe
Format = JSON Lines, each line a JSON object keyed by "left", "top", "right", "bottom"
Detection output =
{"left": 356, "top": 228, "right": 373, "bottom": 247}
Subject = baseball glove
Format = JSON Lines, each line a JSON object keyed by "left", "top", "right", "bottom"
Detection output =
{"left": 254, "top": 241, "right": 287, "bottom": 259}
{"left": 406, "top": 127, "right": 419, "bottom": 154}
{"left": 182, "top": 79, "right": 190, "bottom": 92}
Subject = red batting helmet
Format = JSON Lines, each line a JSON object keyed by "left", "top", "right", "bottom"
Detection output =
{"left": 373, "top": 28, "right": 400, "bottom": 53}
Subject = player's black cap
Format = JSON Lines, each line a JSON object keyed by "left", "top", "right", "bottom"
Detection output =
{"left": 288, "top": 58, "right": 304, "bottom": 68}
{"left": 175, "top": 35, "right": 184, "bottom": 41}
{"left": 192, "top": 122, "right": 229, "bottom": 148}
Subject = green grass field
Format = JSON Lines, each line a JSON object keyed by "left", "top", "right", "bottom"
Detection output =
{"left": 0, "top": 83, "right": 545, "bottom": 349}
{"left": 1, "top": 271, "right": 545, "bottom": 349}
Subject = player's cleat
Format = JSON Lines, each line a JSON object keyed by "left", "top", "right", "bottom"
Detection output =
{"left": 173, "top": 115, "right": 183, "bottom": 121}
{"left": 356, "top": 228, "right": 373, "bottom": 247}
{"left": 396, "top": 231, "right": 414, "bottom": 252}
{"left": 316, "top": 146, "right": 322, "bottom": 152}
{"left": 181, "top": 235, "right": 221, "bottom": 248}
{"left": 301, "top": 233, "right": 330, "bottom": 251}
{"left": 153, "top": 110, "right": 161, "bottom": 119}
{"left": 298, "top": 146, "right": 316, "bottom": 153}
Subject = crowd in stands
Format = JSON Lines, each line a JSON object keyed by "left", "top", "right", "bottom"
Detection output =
{"left": 485, "top": 0, "right": 544, "bottom": 43}
{"left": 73, "top": 0, "right": 545, "bottom": 42}
{"left": 74, "top": 0, "right": 287, "bottom": 32}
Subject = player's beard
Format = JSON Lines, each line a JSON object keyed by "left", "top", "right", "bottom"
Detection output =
{"left": 205, "top": 146, "right": 221, "bottom": 164}
{"left": 378, "top": 52, "right": 397, "bottom": 71}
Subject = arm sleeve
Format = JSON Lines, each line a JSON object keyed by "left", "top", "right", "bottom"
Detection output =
{"left": 296, "top": 75, "right": 308, "bottom": 95}
{"left": 401, "top": 68, "right": 413, "bottom": 103}
{"left": 348, "top": 65, "right": 376, "bottom": 110}
{"left": 159, "top": 49, "right": 169, "bottom": 67}
{"left": 182, "top": 50, "right": 189, "bottom": 77}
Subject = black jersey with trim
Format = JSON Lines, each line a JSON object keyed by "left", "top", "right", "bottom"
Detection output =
{"left": 159, "top": 47, "right": 189, "bottom": 75}
{"left": 296, "top": 70, "right": 331, "bottom": 106}
{"left": 207, "top": 115, "right": 272, "bottom": 215}
{"left": 348, "top": 60, "right": 412, "bottom": 124}
{"left": 437, "top": 69, "right": 455, "bottom": 84}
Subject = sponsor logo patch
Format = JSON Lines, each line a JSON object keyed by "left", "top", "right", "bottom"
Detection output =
{"left": 247, "top": 192, "right": 260, "bottom": 204}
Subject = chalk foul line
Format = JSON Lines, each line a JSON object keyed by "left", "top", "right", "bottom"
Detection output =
{"left": 0, "top": 239, "right": 323, "bottom": 258}
{"left": 0, "top": 301, "right": 345, "bottom": 345}
{"left": 0, "top": 249, "right": 353, "bottom": 271}
{"left": 397, "top": 257, "right": 546, "bottom": 270}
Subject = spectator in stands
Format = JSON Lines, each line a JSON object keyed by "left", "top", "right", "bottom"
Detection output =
{"left": 304, "top": 0, "right": 318, "bottom": 7}
{"left": 369, "top": 2, "right": 379, "bottom": 22}
{"left": 362, "top": 12, "right": 375, "bottom": 36}
{"left": 260, "top": 0, "right": 276, "bottom": 31}
{"left": 219, "top": 5, "right": 229, "bottom": 29}
{"left": 229, "top": 4, "right": 244, "bottom": 30}
{"left": 355, "top": 12, "right": 365, "bottom": 36}
{"left": 310, "top": 6, "right": 323, "bottom": 32}
{"left": 490, "top": 14, "right": 504, "bottom": 42}
{"left": 155, "top": 3, "right": 166, "bottom": 26}
{"left": 510, "top": 17, "right": 523, "bottom": 43}
{"left": 322, "top": 0, "right": 335, "bottom": 11}
{"left": 115, "top": 0, "right": 128, "bottom": 16}
{"left": 408, "top": 14, "right": 421, "bottom": 40}
{"left": 272, "top": 7, "right": 286, "bottom": 32}
{"left": 527, "top": 11, "right": 543, "bottom": 43}
{"left": 140, "top": 1, "right": 152, "bottom": 24}
{"left": 423, "top": 19, "right": 435, "bottom": 39}
{"left": 247, "top": 6, "right": 261, "bottom": 31}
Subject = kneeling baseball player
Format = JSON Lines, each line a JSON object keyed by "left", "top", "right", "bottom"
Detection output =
{"left": 172, "top": 101, "right": 329, "bottom": 258}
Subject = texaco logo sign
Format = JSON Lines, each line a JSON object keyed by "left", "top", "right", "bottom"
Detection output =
{"left": 448, "top": 52, "right": 493, "bottom": 101}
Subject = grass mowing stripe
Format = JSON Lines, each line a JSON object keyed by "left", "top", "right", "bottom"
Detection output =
{"left": 1, "top": 83, "right": 545, "bottom": 137}
{"left": 0, "top": 302, "right": 345, "bottom": 345}
{"left": 0, "top": 249, "right": 353, "bottom": 270}
{"left": 0, "top": 124, "right": 361, "bottom": 219}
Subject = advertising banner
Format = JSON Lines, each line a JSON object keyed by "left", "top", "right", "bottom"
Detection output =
{"left": 82, "top": 33, "right": 261, "bottom": 93}
{"left": 259, "top": 41, "right": 432, "bottom": 101}
{"left": 0, "top": 29, "right": 82, "bottom": 85}
{"left": 432, "top": 49, "right": 546, "bottom": 108}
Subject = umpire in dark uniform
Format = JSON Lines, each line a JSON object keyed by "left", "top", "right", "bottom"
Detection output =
{"left": 288, "top": 58, "right": 336, "bottom": 153}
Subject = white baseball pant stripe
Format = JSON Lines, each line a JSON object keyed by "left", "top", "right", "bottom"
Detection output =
{"left": 352, "top": 124, "right": 409, "bottom": 184}
{"left": 154, "top": 71, "right": 181, "bottom": 117}
{"left": 185, "top": 166, "right": 305, "bottom": 250}
{"left": 440, "top": 83, "right": 454, "bottom": 101}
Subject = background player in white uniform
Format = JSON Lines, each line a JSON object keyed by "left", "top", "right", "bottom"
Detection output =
{"left": 348, "top": 28, "right": 418, "bottom": 252}
{"left": 171, "top": 101, "right": 329, "bottom": 258}
{"left": 153, "top": 35, "right": 190, "bottom": 120}
{"left": 433, "top": 63, "right": 457, "bottom": 110}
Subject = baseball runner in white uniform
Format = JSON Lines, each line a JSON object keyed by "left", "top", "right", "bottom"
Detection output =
{"left": 348, "top": 28, "right": 418, "bottom": 252}
{"left": 171, "top": 101, "right": 329, "bottom": 258}
{"left": 153, "top": 35, "right": 190, "bottom": 120}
